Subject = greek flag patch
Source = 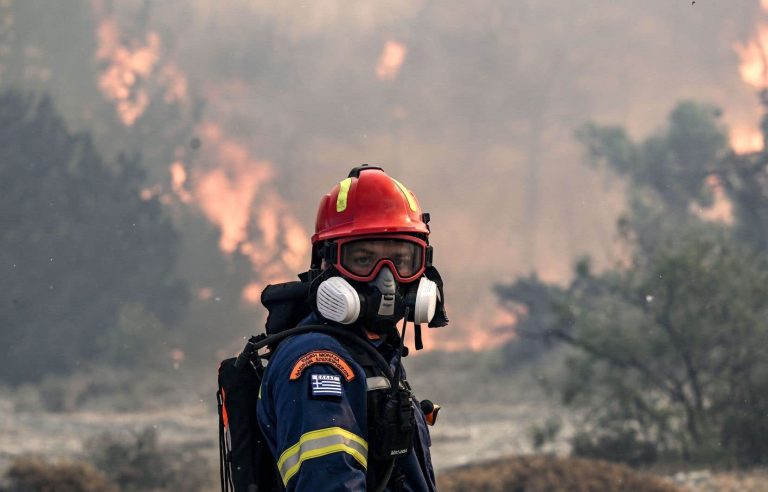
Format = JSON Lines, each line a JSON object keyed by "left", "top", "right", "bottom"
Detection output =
{"left": 310, "top": 374, "right": 343, "bottom": 398}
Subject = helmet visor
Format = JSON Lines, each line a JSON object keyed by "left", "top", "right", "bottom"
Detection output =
{"left": 339, "top": 237, "right": 425, "bottom": 282}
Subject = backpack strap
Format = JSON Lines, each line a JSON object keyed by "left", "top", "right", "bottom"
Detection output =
{"left": 239, "top": 324, "right": 395, "bottom": 381}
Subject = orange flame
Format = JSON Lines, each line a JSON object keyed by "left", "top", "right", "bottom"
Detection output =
{"left": 730, "top": 5, "right": 768, "bottom": 155}
{"left": 197, "top": 287, "right": 213, "bottom": 301}
{"left": 94, "top": 17, "right": 160, "bottom": 126}
{"left": 92, "top": 11, "right": 308, "bottom": 305}
{"left": 187, "top": 123, "right": 309, "bottom": 299}
{"left": 416, "top": 305, "right": 516, "bottom": 352}
{"left": 170, "top": 161, "right": 193, "bottom": 203}
{"left": 376, "top": 40, "right": 407, "bottom": 81}
{"left": 730, "top": 125, "right": 764, "bottom": 154}
{"left": 735, "top": 25, "right": 768, "bottom": 89}
{"left": 192, "top": 123, "right": 273, "bottom": 253}
{"left": 92, "top": 3, "right": 189, "bottom": 126}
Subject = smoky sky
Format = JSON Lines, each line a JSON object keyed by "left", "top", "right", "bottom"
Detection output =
{"left": 5, "top": 0, "right": 762, "bottom": 349}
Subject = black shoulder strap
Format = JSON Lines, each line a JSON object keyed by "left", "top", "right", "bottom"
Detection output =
{"left": 238, "top": 324, "right": 395, "bottom": 382}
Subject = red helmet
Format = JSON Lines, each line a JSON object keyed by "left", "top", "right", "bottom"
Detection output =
{"left": 313, "top": 165, "right": 429, "bottom": 243}
{"left": 311, "top": 165, "right": 431, "bottom": 281}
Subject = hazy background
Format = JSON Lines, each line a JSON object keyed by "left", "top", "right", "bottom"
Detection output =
{"left": 3, "top": 1, "right": 768, "bottom": 489}
{"left": 3, "top": 0, "right": 763, "bottom": 358}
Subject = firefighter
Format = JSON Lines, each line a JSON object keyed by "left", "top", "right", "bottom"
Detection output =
{"left": 256, "top": 165, "right": 447, "bottom": 491}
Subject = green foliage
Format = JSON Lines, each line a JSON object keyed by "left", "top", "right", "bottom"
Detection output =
{"left": 101, "top": 303, "right": 170, "bottom": 368}
{"left": 0, "top": 91, "right": 187, "bottom": 384}
{"left": 577, "top": 102, "right": 727, "bottom": 213}
{"left": 577, "top": 102, "right": 730, "bottom": 258}
{"left": 493, "top": 274, "right": 566, "bottom": 369}
{"left": 718, "top": 96, "right": 768, "bottom": 253}
{"left": 497, "top": 100, "right": 768, "bottom": 466}
{"left": 562, "top": 228, "right": 768, "bottom": 464}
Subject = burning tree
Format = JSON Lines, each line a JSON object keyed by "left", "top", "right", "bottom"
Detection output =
{"left": 0, "top": 91, "right": 187, "bottom": 384}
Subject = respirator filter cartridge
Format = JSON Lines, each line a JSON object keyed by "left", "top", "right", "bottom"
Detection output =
{"left": 413, "top": 276, "right": 437, "bottom": 324}
{"left": 316, "top": 276, "right": 361, "bottom": 324}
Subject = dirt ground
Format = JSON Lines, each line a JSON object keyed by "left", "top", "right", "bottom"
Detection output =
{"left": 669, "top": 469, "right": 768, "bottom": 492}
{"left": 2, "top": 390, "right": 767, "bottom": 491}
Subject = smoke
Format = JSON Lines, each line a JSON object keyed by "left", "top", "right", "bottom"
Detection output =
{"left": 113, "top": 0, "right": 765, "bottom": 350}
{"left": 4, "top": 0, "right": 765, "bottom": 351}
{"left": 88, "top": 2, "right": 311, "bottom": 313}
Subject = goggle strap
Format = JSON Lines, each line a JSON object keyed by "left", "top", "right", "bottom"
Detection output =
{"left": 321, "top": 241, "right": 339, "bottom": 264}
{"left": 425, "top": 246, "right": 433, "bottom": 267}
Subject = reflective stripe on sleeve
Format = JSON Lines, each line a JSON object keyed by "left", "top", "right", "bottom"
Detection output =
{"left": 277, "top": 427, "right": 368, "bottom": 485}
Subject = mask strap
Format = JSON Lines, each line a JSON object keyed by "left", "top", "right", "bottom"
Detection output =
{"left": 414, "top": 324, "right": 423, "bottom": 351}
{"left": 391, "top": 307, "right": 409, "bottom": 391}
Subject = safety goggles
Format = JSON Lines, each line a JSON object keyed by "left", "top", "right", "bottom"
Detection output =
{"left": 325, "top": 234, "right": 431, "bottom": 283}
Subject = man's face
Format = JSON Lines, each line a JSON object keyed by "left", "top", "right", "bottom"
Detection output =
{"left": 339, "top": 238, "right": 423, "bottom": 280}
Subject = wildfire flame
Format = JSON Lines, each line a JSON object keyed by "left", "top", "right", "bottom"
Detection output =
{"left": 730, "top": 4, "right": 768, "bottom": 154}
{"left": 730, "top": 125, "right": 764, "bottom": 154}
{"left": 192, "top": 124, "right": 274, "bottom": 254}
{"left": 182, "top": 123, "right": 310, "bottom": 298}
{"left": 376, "top": 40, "right": 407, "bottom": 81}
{"left": 197, "top": 287, "right": 213, "bottom": 301}
{"left": 735, "top": 24, "right": 768, "bottom": 89}
{"left": 93, "top": 2, "right": 188, "bottom": 126}
{"left": 170, "top": 161, "right": 193, "bottom": 204}
{"left": 93, "top": 8, "right": 309, "bottom": 305}
{"left": 94, "top": 17, "right": 160, "bottom": 126}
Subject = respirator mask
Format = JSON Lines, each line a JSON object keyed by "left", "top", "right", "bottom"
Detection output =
{"left": 311, "top": 235, "right": 447, "bottom": 334}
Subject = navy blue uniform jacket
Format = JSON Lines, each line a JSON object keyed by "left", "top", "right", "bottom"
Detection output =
{"left": 257, "top": 331, "right": 437, "bottom": 491}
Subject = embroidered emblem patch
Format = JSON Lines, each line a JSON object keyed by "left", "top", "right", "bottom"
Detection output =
{"left": 310, "top": 374, "right": 343, "bottom": 397}
{"left": 289, "top": 350, "right": 355, "bottom": 381}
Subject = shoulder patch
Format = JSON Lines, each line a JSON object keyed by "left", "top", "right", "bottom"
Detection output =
{"left": 289, "top": 350, "right": 355, "bottom": 381}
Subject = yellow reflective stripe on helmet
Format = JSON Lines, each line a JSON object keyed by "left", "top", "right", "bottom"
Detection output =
{"left": 391, "top": 178, "right": 418, "bottom": 212}
{"left": 277, "top": 427, "right": 368, "bottom": 485}
{"left": 336, "top": 178, "right": 352, "bottom": 212}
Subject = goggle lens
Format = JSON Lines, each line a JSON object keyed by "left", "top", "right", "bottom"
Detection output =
{"left": 340, "top": 238, "right": 424, "bottom": 280}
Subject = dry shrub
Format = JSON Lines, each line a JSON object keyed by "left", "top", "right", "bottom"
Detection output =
{"left": 85, "top": 427, "right": 213, "bottom": 492}
{"left": 437, "top": 455, "right": 682, "bottom": 492}
{"left": 1, "top": 456, "right": 117, "bottom": 492}
{"left": 18, "top": 366, "right": 194, "bottom": 413}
